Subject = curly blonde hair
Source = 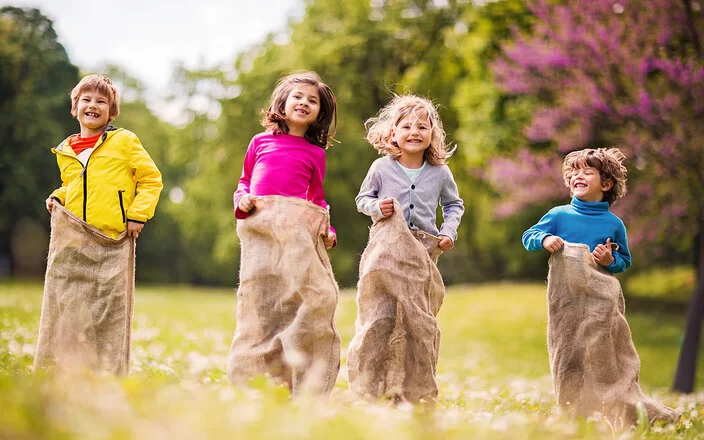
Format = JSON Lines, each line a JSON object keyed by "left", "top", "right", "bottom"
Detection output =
{"left": 365, "top": 94, "right": 454, "bottom": 166}
{"left": 261, "top": 71, "right": 337, "bottom": 149}
{"left": 70, "top": 74, "right": 120, "bottom": 122}
{"left": 562, "top": 147, "right": 628, "bottom": 205}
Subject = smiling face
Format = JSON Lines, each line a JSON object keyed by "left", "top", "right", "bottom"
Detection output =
{"left": 391, "top": 110, "right": 432, "bottom": 167}
{"left": 569, "top": 166, "right": 613, "bottom": 202}
{"left": 283, "top": 84, "right": 321, "bottom": 137}
{"left": 75, "top": 90, "right": 112, "bottom": 137}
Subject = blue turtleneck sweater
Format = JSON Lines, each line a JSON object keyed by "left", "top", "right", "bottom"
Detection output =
{"left": 522, "top": 197, "right": 631, "bottom": 273}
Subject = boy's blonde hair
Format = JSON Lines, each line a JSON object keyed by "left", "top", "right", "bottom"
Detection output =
{"left": 365, "top": 94, "right": 454, "bottom": 166}
{"left": 562, "top": 147, "right": 628, "bottom": 205}
{"left": 70, "top": 74, "right": 120, "bottom": 122}
{"left": 261, "top": 71, "right": 337, "bottom": 149}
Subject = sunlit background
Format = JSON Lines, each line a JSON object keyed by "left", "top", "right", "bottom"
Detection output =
{"left": 1, "top": 0, "right": 703, "bottom": 436}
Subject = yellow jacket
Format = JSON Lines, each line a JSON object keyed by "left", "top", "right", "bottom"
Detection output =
{"left": 50, "top": 126, "right": 163, "bottom": 239}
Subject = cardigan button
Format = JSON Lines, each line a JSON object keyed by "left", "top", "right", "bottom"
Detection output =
{"left": 411, "top": 185, "right": 415, "bottom": 189}
{"left": 410, "top": 204, "right": 414, "bottom": 209}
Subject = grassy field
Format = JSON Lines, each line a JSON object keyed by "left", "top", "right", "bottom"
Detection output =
{"left": 1, "top": 280, "right": 703, "bottom": 439}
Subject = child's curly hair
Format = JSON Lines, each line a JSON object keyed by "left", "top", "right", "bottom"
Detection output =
{"left": 70, "top": 74, "right": 120, "bottom": 121}
{"left": 562, "top": 147, "right": 628, "bottom": 205}
{"left": 261, "top": 71, "right": 337, "bottom": 149}
{"left": 365, "top": 94, "right": 454, "bottom": 166}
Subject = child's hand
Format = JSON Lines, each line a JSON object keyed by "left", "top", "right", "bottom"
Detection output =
{"left": 542, "top": 235, "right": 564, "bottom": 253}
{"left": 438, "top": 235, "right": 453, "bottom": 251}
{"left": 592, "top": 238, "right": 615, "bottom": 267}
{"left": 127, "top": 221, "right": 144, "bottom": 239}
{"left": 238, "top": 194, "right": 256, "bottom": 213}
{"left": 379, "top": 198, "right": 394, "bottom": 217}
{"left": 322, "top": 229, "right": 336, "bottom": 250}
{"left": 45, "top": 197, "right": 54, "bottom": 213}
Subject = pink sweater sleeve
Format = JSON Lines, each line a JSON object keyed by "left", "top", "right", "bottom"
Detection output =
{"left": 308, "top": 152, "right": 336, "bottom": 244}
{"left": 307, "top": 151, "right": 328, "bottom": 211}
{"left": 233, "top": 137, "right": 256, "bottom": 219}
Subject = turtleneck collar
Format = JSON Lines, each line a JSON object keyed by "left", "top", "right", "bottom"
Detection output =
{"left": 570, "top": 196, "right": 609, "bottom": 213}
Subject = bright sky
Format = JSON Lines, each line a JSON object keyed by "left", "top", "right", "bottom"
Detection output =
{"left": 4, "top": 0, "right": 302, "bottom": 91}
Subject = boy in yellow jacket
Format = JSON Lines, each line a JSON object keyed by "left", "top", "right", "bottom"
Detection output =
{"left": 45, "top": 74, "right": 162, "bottom": 237}
{"left": 35, "top": 74, "right": 162, "bottom": 375}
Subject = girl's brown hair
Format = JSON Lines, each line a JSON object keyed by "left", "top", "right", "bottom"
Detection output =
{"left": 261, "top": 71, "right": 337, "bottom": 149}
{"left": 562, "top": 147, "right": 628, "bottom": 205}
{"left": 365, "top": 94, "right": 454, "bottom": 166}
{"left": 70, "top": 74, "right": 120, "bottom": 121}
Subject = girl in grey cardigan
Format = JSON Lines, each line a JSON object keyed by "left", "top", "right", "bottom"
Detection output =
{"left": 348, "top": 95, "right": 463, "bottom": 403}
{"left": 356, "top": 94, "right": 464, "bottom": 251}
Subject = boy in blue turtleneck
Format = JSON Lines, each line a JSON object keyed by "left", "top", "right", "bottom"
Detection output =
{"left": 522, "top": 147, "right": 630, "bottom": 272}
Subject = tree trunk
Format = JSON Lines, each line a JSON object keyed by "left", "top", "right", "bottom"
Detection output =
{"left": 673, "top": 223, "right": 704, "bottom": 393}
{"left": 682, "top": 0, "right": 702, "bottom": 56}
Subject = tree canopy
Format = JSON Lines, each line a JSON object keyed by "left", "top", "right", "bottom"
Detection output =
{"left": 0, "top": 7, "right": 79, "bottom": 276}
{"left": 1, "top": 0, "right": 700, "bottom": 301}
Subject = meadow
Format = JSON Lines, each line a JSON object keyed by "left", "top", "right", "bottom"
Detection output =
{"left": 1, "top": 280, "right": 703, "bottom": 439}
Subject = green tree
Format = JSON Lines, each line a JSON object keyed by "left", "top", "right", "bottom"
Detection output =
{"left": 173, "top": 0, "right": 468, "bottom": 286}
{"left": 425, "top": 0, "right": 536, "bottom": 282}
{"left": 276, "top": 0, "right": 467, "bottom": 285}
{"left": 0, "top": 7, "right": 79, "bottom": 276}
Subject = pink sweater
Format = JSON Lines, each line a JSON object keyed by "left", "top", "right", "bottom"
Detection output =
{"left": 234, "top": 132, "right": 332, "bottom": 222}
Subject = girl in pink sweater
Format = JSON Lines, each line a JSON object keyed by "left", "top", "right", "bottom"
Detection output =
{"left": 227, "top": 72, "right": 341, "bottom": 397}
{"left": 233, "top": 71, "right": 338, "bottom": 247}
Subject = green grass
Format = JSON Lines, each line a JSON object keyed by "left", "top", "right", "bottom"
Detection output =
{"left": 1, "top": 280, "right": 702, "bottom": 439}
{"left": 625, "top": 266, "right": 696, "bottom": 305}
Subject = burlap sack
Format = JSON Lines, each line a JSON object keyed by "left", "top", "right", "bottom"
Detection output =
{"left": 547, "top": 242, "right": 679, "bottom": 425}
{"left": 34, "top": 203, "right": 135, "bottom": 376}
{"left": 347, "top": 200, "right": 445, "bottom": 402}
{"left": 227, "top": 196, "right": 341, "bottom": 397}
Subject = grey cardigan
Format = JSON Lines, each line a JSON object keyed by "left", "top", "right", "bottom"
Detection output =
{"left": 355, "top": 156, "right": 464, "bottom": 242}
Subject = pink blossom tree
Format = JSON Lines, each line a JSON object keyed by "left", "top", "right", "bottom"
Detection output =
{"left": 489, "top": 0, "right": 703, "bottom": 392}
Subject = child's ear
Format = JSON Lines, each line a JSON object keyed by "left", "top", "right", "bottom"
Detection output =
{"left": 601, "top": 179, "right": 614, "bottom": 191}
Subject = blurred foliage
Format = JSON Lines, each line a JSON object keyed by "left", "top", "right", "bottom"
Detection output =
{"left": 0, "top": 0, "right": 698, "bottom": 289}
{"left": 162, "top": 0, "right": 536, "bottom": 286}
{"left": 485, "top": 0, "right": 703, "bottom": 268}
{"left": 0, "top": 6, "right": 79, "bottom": 276}
{"left": 626, "top": 266, "right": 696, "bottom": 305}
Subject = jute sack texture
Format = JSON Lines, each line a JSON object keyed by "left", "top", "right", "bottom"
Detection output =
{"left": 547, "top": 242, "right": 679, "bottom": 424}
{"left": 34, "top": 203, "right": 135, "bottom": 376}
{"left": 227, "top": 195, "right": 341, "bottom": 397}
{"left": 347, "top": 200, "right": 445, "bottom": 402}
